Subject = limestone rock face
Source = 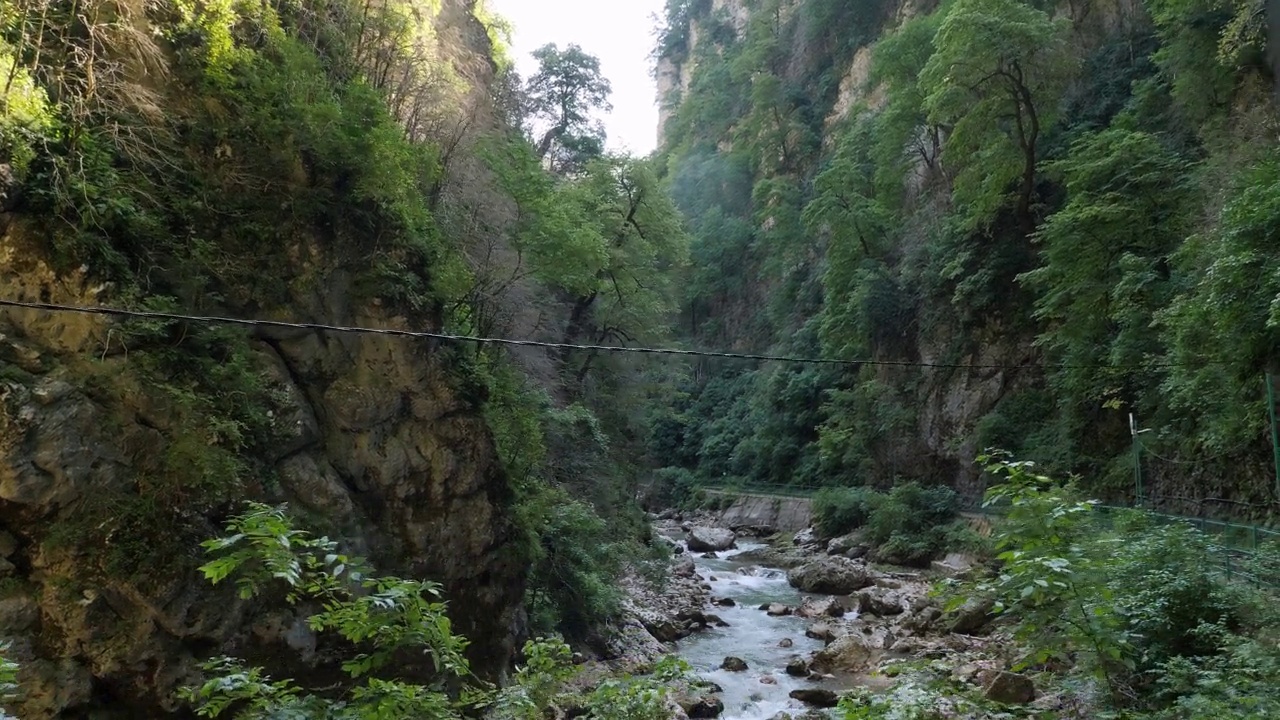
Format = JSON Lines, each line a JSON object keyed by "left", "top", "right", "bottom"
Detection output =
{"left": 0, "top": 223, "right": 526, "bottom": 717}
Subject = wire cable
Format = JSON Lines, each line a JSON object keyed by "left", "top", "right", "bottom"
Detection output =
{"left": 0, "top": 297, "right": 1226, "bottom": 370}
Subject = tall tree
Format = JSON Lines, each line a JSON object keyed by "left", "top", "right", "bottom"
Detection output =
{"left": 1021, "top": 128, "right": 1190, "bottom": 411}
{"left": 919, "top": 0, "right": 1074, "bottom": 234}
{"left": 524, "top": 43, "right": 612, "bottom": 174}
{"left": 555, "top": 157, "right": 689, "bottom": 382}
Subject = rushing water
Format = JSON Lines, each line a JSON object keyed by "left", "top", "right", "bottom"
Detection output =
{"left": 673, "top": 542, "right": 844, "bottom": 719}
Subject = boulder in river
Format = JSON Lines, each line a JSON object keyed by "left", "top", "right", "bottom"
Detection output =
{"left": 856, "top": 590, "right": 904, "bottom": 617}
{"left": 721, "top": 656, "right": 749, "bottom": 672}
{"left": 765, "top": 603, "right": 792, "bottom": 617}
{"left": 787, "top": 556, "right": 876, "bottom": 595}
{"left": 826, "top": 532, "right": 864, "bottom": 556}
{"left": 714, "top": 597, "right": 736, "bottom": 607}
{"left": 785, "top": 657, "right": 809, "bottom": 677}
{"left": 805, "top": 622, "right": 837, "bottom": 642}
{"left": 932, "top": 552, "right": 977, "bottom": 579}
{"left": 687, "top": 527, "right": 737, "bottom": 552}
{"left": 673, "top": 558, "right": 697, "bottom": 578}
{"left": 678, "top": 695, "right": 725, "bottom": 718}
{"left": 789, "top": 688, "right": 840, "bottom": 708}
{"left": 795, "top": 596, "right": 844, "bottom": 619}
{"left": 811, "top": 632, "right": 885, "bottom": 674}
{"left": 778, "top": 637, "right": 794, "bottom": 648}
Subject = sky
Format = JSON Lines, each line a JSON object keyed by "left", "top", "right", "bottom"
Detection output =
{"left": 487, "top": 0, "right": 667, "bottom": 155}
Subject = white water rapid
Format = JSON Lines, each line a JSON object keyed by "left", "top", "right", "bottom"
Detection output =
{"left": 674, "top": 542, "right": 846, "bottom": 719}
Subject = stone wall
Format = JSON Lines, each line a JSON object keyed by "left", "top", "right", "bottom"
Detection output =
{"left": 716, "top": 493, "right": 813, "bottom": 532}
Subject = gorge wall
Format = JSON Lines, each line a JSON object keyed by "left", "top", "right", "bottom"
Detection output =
{"left": 649, "top": 0, "right": 1280, "bottom": 519}
{"left": 0, "top": 0, "right": 535, "bottom": 715}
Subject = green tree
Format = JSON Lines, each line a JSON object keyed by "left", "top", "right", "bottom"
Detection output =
{"left": 1021, "top": 128, "right": 1190, "bottom": 415}
{"left": 1158, "top": 151, "right": 1280, "bottom": 452}
{"left": 183, "top": 504, "right": 688, "bottom": 719}
{"left": 525, "top": 43, "right": 612, "bottom": 174}
{"left": 864, "top": 5, "right": 950, "bottom": 203}
{"left": 920, "top": 0, "right": 1074, "bottom": 232}
{"left": 555, "top": 156, "right": 689, "bottom": 383}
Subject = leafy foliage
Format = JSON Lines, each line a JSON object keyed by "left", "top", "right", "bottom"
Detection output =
{"left": 920, "top": 0, "right": 1074, "bottom": 231}
{"left": 958, "top": 453, "right": 1279, "bottom": 712}
{"left": 182, "top": 506, "right": 692, "bottom": 720}
{"left": 525, "top": 43, "right": 612, "bottom": 173}
{"left": 813, "top": 483, "right": 972, "bottom": 566}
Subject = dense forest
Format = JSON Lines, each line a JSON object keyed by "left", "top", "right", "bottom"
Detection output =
{"left": 647, "top": 0, "right": 1280, "bottom": 520}
{"left": 1, "top": 0, "right": 1280, "bottom": 717}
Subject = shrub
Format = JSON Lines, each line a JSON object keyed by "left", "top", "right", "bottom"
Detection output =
{"left": 813, "top": 483, "right": 965, "bottom": 565}
{"left": 864, "top": 483, "right": 962, "bottom": 566}
{"left": 641, "top": 467, "right": 699, "bottom": 510}
{"left": 519, "top": 487, "right": 628, "bottom": 640}
{"left": 812, "top": 486, "right": 882, "bottom": 538}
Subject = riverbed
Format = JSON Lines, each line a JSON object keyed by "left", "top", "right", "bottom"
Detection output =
{"left": 674, "top": 542, "right": 845, "bottom": 719}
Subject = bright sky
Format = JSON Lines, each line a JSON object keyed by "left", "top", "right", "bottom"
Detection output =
{"left": 487, "top": 0, "right": 666, "bottom": 155}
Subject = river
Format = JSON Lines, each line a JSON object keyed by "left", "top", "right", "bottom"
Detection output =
{"left": 673, "top": 541, "right": 845, "bottom": 719}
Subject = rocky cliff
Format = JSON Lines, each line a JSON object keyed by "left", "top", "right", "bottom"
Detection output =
{"left": 652, "top": 0, "right": 1280, "bottom": 513}
{"left": 0, "top": 0, "right": 531, "bottom": 715}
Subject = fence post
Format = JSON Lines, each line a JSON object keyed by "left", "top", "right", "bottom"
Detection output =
{"left": 1268, "top": 373, "right": 1280, "bottom": 498}
{"left": 1130, "top": 413, "right": 1146, "bottom": 506}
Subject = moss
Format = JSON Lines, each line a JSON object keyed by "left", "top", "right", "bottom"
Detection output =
{"left": 43, "top": 492, "right": 200, "bottom": 591}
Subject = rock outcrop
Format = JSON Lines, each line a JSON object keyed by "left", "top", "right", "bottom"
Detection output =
{"left": 787, "top": 556, "right": 877, "bottom": 595}
{"left": 0, "top": 239, "right": 529, "bottom": 716}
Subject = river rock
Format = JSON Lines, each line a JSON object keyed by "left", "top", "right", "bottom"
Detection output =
{"left": 805, "top": 622, "right": 837, "bottom": 642}
{"left": 984, "top": 671, "right": 1036, "bottom": 704}
{"left": 932, "top": 552, "right": 977, "bottom": 579}
{"left": 901, "top": 605, "right": 942, "bottom": 635}
{"left": 811, "top": 632, "right": 885, "bottom": 674}
{"left": 787, "top": 556, "right": 876, "bottom": 595}
{"left": 789, "top": 688, "right": 840, "bottom": 708}
{"left": 792, "top": 528, "right": 819, "bottom": 546}
{"left": 778, "top": 637, "right": 794, "bottom": 648}
{"left": 678, "top": 695, "right": 725, "bottom": 718}
{"left": 760, "top": 674, "right": 777, "bottom": 684}
{"left": 826, "top": 532, "right": 864, "bottom": 555}
{"left": 674, "top": 558, "right": 697, "bottom": 578}
{"left": 687, "top": 527, "right": 737, "bottom": 552}
{"left": 704, "top": 613, "right": 730, "bottom": 627}
{"left": 785, "top": 657, "right": 809, "bottom": 677}
{"left": 702, "top": 552, "right": 719, "bottom": 559}
{"left": 795, "top": 596, "right": 844, "bottom": 619}
{"left": 765, "top": 603, "right": 792, "bottom": 617}
{"left": 856, "top": 590, "right": 904, "bottom": 617}
{"left": 731, "top": 524, "right": 777, "bottom": 537}
{"left": 714, "top": 597, "right": 736, "bottom": 607}
{"left": 0, "top": 531, "right": 17, "bottom": 558}
{"left": 721, "top": 656, "right": 749, "bottom": 672}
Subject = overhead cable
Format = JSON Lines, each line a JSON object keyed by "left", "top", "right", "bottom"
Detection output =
{"left": 0, "top": 298, "right": 1223, "bottom": 370}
